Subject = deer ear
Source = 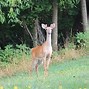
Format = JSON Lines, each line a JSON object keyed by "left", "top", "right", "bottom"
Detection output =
{"left": 41, "top": 24, "right": 47, "bottom": 29}
{"left": 50, "top": 23, "right": 55, "bottom": 29}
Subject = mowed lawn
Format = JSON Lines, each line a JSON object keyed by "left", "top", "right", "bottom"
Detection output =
{"left": 0, "top": 56, "right": 89, "bottom": 89}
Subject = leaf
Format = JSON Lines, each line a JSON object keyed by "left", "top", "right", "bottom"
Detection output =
{"left": 17, "top": 0, "right": 22, "bottom": 4}
{"left": 10, "top": 7, "right": 13, "bottom": 13}
{"left": 11, "top": 0, "right": 16, "bottom": 6}
{"left": 15, "top": 8, "right": 20, "bottom": 15}
{"left": 0, "top": 10, "right": 5, "bottom": 23}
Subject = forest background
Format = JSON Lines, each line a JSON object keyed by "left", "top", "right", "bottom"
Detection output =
{"left": 0, "top": 0, "right": 89, "bottom": 76}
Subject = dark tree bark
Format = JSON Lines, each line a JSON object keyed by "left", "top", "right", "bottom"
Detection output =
{"left": 33, "top": 18, "right": 45, "bottom": 47}
{"left": 81, "top": 0, "right": 88, "bottom": 31}
{"left": 52, "top": 0, "right": 58, "bottom": 51}
{"left": 33, "top": 18, "right": 38, "bottom": 47}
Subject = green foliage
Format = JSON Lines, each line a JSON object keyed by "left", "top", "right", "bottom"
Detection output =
{"left": 0, "top": 44, "right": 31, "bottom": 63}
{"left": 0, "top": 0, "right": 52, "bottom": 24}
{"left": 8, "top": 7, "right": 20, "bottom": 23}
{"left": 59, "top": 0, "right": 80, "bottom": 9}
{"left": 0, "top": 9, "right": 5, "bottom": 23}
{"left": 0, "top": 0, "right": 80, "bottom": 24}
{"left": 0, "top": 45, "right": 14, "bottom": 62}
{"left": 76, "top": 32, "right": 86, "bottom": 42}
{"left": 75, "top": 32, "right": 89, "bottom": 48}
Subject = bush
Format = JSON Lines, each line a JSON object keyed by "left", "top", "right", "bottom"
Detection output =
{"left": 0, "top": 44, "right": 31, "bottom": 63}
{"left": 75, "top": 32, "right": 89, "bottom": 49}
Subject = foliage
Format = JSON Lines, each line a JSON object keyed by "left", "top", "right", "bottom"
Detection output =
{"left": 0, "top": 0, "right": 52, "bottom": 24}
{"left": 0, "top": 0, "right": 80, "bottom": 24}
{"left": 59, "top": 0, "right": 80, "bottom": 9}
{"left": 0, "top": 9, "right": 5, "bottom": 24}
{"left": 0, "top": 44, "right": 31, "bottom": 63}
{"left": 75, "top": 32, "right": 89, "bottom": 49}
{"left": 0, "top": 0, "right": 81, "bottom": 49}
{"left": 0, "top": 45, "right": 14, "bottom": 62}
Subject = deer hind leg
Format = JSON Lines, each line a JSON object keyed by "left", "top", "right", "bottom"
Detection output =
{"left": 29, "top": 59, "right": 33, "bottom": 74}
{"left": 35, "top": 63, "right": 38, "bottom": 76}
{"left": 30, "top": 59, "right": 38, "bottom": 75}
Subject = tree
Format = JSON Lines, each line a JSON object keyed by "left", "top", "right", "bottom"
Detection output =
{"left": 81, "top": 0, "right": 88, "bottom": 31}
{"left": 52, "top": 0, "right": 58, "bottom": 51}
{"left": 33, "top": 18, "right": 38, "bottom": 47}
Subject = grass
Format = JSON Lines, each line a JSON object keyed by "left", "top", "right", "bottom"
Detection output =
{"left": 0, "top": 56, "right": 89, "bottom": 89}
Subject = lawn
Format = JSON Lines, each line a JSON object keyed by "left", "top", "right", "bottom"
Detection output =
{"left": 0, "top": 56, "right": 89, "bottom": 89}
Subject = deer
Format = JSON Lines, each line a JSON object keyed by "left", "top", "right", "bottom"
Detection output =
{"left": 30, "top": 23, "right": 55, "bottom": 76}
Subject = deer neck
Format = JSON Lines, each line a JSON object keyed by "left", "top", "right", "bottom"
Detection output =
{"left": 46, "top": 33, "right": 52, "bottom": 47}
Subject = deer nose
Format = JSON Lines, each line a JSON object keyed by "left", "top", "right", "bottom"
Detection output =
{"left": 48, "top": 33, "right": 51, "bottom": 35}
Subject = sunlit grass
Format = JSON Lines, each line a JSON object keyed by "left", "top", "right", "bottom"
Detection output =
{"left": 0, "top": 56, "right": 89, "bottom": 89}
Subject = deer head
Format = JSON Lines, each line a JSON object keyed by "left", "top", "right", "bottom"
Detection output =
{"left": 42, "top": 23, "right": 55, "bottom": 34}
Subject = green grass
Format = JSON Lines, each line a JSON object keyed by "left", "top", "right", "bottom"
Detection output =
{"left": 0, "top": 56, "right": 89, "bottom": 89}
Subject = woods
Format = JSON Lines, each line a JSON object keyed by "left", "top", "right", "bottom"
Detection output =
{"left": 0, "top": 0, "right": 88, "bottom": 50}
{"left": 0, "top": 0, "right": 89, "bottom": 65}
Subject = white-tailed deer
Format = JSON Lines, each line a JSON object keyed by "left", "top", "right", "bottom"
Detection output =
{"left": 30, "top": 23, "right": 55, "bottom": 76}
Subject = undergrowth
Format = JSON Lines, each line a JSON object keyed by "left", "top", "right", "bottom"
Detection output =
{"left": 0, "top": 32, "right": 89, "bottom": 77}
{"left": 52, "top": 31, "right": 89, "bottom": 62}
{"left": 0, "top": 44, "right": 31, "bottom": 64}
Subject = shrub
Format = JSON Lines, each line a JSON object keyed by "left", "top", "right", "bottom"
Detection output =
{"left": 75, "top": 32, "right": 89, "bottom": 49}
{"left": 0, "top": 44, "right": 31, "bottom": 63}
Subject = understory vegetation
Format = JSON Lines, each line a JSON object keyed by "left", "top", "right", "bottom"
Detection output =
{"left": 0, "top": 31, "right": 89, "bottom": 77}
{"left": 0, "top": 44, "right": 31, "bottom": 63}
{"left": 0, "top": 31, "right": 89, "bottom": 89}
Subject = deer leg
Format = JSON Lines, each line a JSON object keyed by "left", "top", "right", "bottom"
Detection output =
{"left": 35, "top": 64, "right": 38, "bottom": 76}
{"left": 47, "top": 57, "right": 51, "bottom": 69}
{"left": 29, "top": 60, "right": 33, "bottom": 75}
{"left": 46, "top": 56, "right": 51, "bottom": 75}
{"left": 43, "top": 57, "right": 48, "bottom": 76}
{"left": 30, "top": 59, "right": 38, "bottom": 75}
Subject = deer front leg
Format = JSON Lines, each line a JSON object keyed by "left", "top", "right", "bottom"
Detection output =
{"left": 46, "top": 56, "right": 51, "bottom": 75}
{"left": 43, "top": 57, "right": 48, "bottom": 76}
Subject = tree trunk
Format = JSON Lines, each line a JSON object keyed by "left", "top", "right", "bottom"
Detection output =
{"left": 81, "top": 0, "right": 88, "bottom": 31}
{"left": 33, "top": 18, "right": 38, "bottom": 47}
{"left": 52, "top": 0, "right": 58, "bottom": 51}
